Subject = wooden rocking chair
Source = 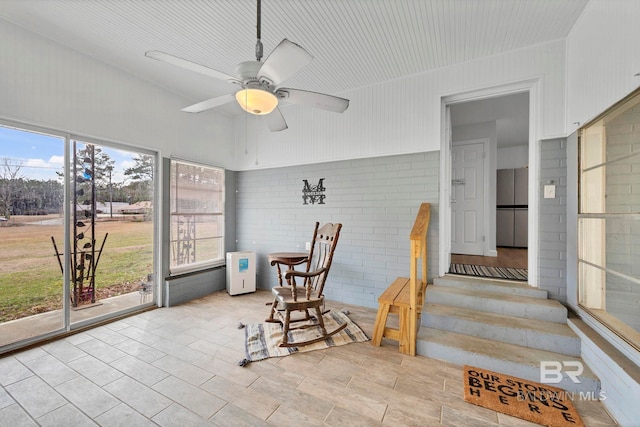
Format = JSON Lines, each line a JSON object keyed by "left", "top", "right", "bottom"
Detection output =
{"left": 266, "top": 222, "right": 344, "bottom": 347}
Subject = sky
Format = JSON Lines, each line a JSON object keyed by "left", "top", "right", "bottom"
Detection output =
{"left": 0, "top": 125, "right": 138, "bottom": 182}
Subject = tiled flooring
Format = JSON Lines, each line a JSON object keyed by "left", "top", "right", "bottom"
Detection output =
{"left": 0, "top": 290, "right": 616, "bottom": 426}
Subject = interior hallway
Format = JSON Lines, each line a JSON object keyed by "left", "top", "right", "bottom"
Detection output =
{"left": 0, "top": 289, "right": 614, "bottom": 426}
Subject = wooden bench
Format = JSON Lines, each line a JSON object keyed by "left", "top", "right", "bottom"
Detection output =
{"left": 372, "top": 203, "right": 430, "bottom": 356}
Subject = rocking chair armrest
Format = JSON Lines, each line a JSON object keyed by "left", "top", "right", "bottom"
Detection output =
{"left": 284, "top": 267, "right": 328, "bottom": 280}
{"left": 270, "top": 257, "right": 308, "bottom": 267}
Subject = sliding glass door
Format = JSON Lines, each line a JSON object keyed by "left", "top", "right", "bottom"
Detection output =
{"left": 0, "top": 125, "right": 66, "bottom": 347}
{"left": 0, "top": 123, "right": 157, "bottom": 352}
{"left": 68, "top": 139, "right": 156, "bottom": 327}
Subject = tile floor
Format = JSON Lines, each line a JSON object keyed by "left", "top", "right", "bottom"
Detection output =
{"left": 0, "top": 290, "right": 617, "bottom": 426}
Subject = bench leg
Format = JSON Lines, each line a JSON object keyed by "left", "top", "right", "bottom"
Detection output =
{"left": 398, "top": 307, "right": 412, "bottom": 355}
{"left": 371, "top": 303, "right": 390, "bottom": 346}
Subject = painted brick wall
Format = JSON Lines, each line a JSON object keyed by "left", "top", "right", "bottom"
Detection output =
{"left": 538, "top": 138, "right": 568, "bottom": 302}
{"left": 234, "top": 152, "right": 440, "bottom": 309}
{"left": 164, "top": 269, "right": 226, "bottom": 307}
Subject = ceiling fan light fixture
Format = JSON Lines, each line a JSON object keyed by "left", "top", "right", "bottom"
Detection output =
{"left": 235, "top": 88, "right": 278, "bottom": 115}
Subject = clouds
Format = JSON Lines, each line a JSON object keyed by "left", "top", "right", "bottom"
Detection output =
{"left": 2, "top": 125, "right": 150, "bottom": 183}
{"left": 20, "top": 156, "right": 64, "bottom": 180}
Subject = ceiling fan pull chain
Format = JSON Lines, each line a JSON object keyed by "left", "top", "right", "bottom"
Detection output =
{"left": 255, "top": 0, "right": 263, "bottom": 62}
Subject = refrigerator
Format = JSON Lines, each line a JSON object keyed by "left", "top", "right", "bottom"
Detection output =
{"left": 496, "top": 168, "right": 528, "bottom": 247}
{"left": 226, "top": 252, "right": 256, "bottom": 296}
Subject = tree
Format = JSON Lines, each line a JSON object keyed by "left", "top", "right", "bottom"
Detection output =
{"left": 76, "top": 144, "right": 115, "bottom": 189}
{"left": 124, "top": 154, "right": 154, "bottom": 204}
{"left": 59, "top": 144, "right": 116, "bottom": 207}
{"left": 124, "top": 154, "right": 153, "bottom": 181}
{"left": 0, "top": 157, "right": 23, "bottom": 218}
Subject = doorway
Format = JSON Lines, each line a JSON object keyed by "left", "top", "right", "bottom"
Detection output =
{"left": 439, "top": 82, "right": 538, "bottom": 285}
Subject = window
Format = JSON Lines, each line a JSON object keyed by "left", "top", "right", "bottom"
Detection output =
{"left": 170, "top": 159, "right": 224, "bottom": 273}
{"left": 578, "top": 87, "right": 640, "bottom": 350}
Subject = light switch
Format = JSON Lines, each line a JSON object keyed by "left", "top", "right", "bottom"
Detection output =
{"left": 544, "top": 185, "right": 556, "bottom": 199}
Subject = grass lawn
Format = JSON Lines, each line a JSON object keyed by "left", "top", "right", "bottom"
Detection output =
{"left": 0, "top": 216, "right": 153, "bottom": 322}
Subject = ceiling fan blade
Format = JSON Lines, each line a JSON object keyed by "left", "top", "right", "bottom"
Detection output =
{"left": 276, "top": 88, "right": 349, "bottom": 113}
{"left": 181, "top": 94, "right": 236, "bottom": 113}
{"left": 145, "top": 50, "right": 239, "bottom": 84}
{"left": 264, "top": 107, "right": 288, "bottom": 132}
{"left": 257, "top": 39, "right": 313, "bottom": 87}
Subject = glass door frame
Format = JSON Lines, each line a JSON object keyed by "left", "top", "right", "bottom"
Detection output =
{"left": 0, "top": 117, "right": 160, "bottom": 354}
{"left": 66, "top": 134, "right": 160, "bottom": 331}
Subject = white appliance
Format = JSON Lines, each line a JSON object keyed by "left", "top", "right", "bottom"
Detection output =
{"left": 226, "top": 252, "right": 256, "bottom": 296}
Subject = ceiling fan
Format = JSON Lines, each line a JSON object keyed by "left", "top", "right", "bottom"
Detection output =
{"left": 145, "top": 0, "right": 349, "bottom": 132}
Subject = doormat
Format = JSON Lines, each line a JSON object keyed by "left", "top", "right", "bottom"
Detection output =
{"left": 463, "top": 365, "right": 584, "bottom": 427}
{"left": 449, "top": 263, "right": 528, "bottom": 281}
{"left": 240, "top": 311, "right": 369, "bottom": 365}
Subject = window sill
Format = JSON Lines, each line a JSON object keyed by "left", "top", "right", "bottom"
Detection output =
{"left": 579, "top": 305, "right": 640, "bottom": 355}
{"left": 166, "top": 263, "right": 225, "bottom": 281}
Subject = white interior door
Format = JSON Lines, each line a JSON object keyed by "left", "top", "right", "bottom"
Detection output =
{"left": 451, "top": 140, "right": 486, "bottom": 255}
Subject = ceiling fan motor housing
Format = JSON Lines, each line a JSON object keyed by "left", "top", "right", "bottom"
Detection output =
{"left": 236, "top": 61, "right": 263, "bottom": 86}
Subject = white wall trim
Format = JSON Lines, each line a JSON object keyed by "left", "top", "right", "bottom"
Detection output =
{"left": 440, "top": 78, "right": 541, "bottom": 285}
{"left": 439, "top": 106, "right": 452, "bottom": 276}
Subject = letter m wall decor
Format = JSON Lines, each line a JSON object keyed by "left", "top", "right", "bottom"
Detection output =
{"left": 302, "top": 178, "right": 326, "bottom": 205}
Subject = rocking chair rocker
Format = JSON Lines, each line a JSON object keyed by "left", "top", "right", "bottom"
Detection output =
{"left": 266, "top": 222, "right": 344, "bottom": 347}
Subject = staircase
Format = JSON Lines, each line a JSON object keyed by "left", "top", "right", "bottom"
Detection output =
{"left": 416, "top": 275, "right": 600, "bottom": 394}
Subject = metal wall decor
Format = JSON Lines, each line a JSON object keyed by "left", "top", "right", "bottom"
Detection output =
{"left": 175, "top": 215, "right": 197, "bottom": 265}
{"left": 52, "top": 143, "right": 108, "bottom": 308}
{"left": 302, "top": 178, "right": 326, "bottom": 205}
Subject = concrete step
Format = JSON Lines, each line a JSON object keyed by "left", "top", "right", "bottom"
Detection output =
{"left": 422, "top": 303, "right": 581, "bottom": 356}
{"left": 434, "top": 275, "right": 548, "bottom": 299}
{"left": 426, "top": 285, "right": 568, "bottom": 323}
{"left": 416, "top": 327, "right": 600, "bottom": 394}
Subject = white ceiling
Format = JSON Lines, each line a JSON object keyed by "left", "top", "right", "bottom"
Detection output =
{"left": 1, "top": 0, "right": 588, "bottom": 119}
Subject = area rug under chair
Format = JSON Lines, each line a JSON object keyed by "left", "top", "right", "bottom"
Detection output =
{"left": 239, "top": 310, "right": 369, "bottom": 365}
{"left": 449, "top": 263, "right": 528, "bottom": 281}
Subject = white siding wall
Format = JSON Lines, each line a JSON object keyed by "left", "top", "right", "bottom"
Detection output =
{"left": 1, "top": 17, "right": 567, "bottom": 172}
{"left": 566, "top": 0, "right": 640, "bottom": 131}
{"left": 234, "top": 41, "right": 567, "bottom": 170}
{"left": 0, "top": 19, "right": 234, "bottom": 167}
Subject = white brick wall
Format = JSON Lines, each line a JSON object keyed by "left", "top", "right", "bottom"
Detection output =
{"left": 234, "top": 152, "right": 440, "bottom": 308}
